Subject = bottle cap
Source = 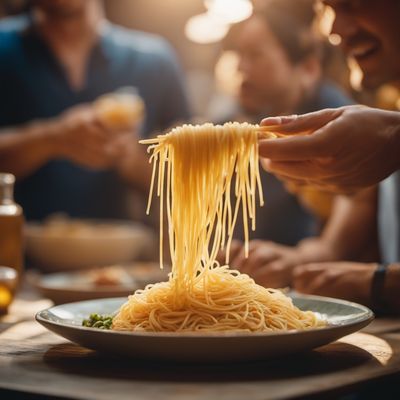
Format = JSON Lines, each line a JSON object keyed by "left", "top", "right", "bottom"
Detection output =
{"left": 0, "top": 173, "right": 15, "bottom": 185}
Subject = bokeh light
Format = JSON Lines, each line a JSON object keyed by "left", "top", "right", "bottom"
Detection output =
{"left": 185, "top": 12, "right": 230, "bottom": 44}
{"left": 214, "top": 50, "right": 241, "bottom": 96}
{"left": 205, "top": 0, "right": 253, "bottom": 24}
{"left": 348, "top": 58, "right": 363, "bottom": 91}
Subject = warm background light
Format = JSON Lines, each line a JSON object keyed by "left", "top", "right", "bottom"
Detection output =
{"left": 328, "top": 33, "right": 341, "bottom": 46}
{"left": 315, "top": 3, "right": 341, "bottom": 45}
{"left": 185, "top": 0, "right": 253, "bottom": 44}
{"left": 185, "top": 13, "right": 229, "bottom": 44}
{"left": 214, "top": 50, "right": 241, "bottom": 96}
{"left": 348, "top": 58, "right": 363, "bottom": 91}
{"left": 376, "top": 85, "right": 400, "bottom": 111}
{"left": 316, "top": 3, "right": 334, "bottom": 36}
{"left": 205, "top": 0, "right": 253, "bottom": 24}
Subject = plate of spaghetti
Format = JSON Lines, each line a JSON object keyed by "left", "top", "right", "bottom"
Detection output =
{"left": 36, "top": 122, "right": 373, "bottom": 362}
{"left": 36, "top": 294, "right": 372, "bottom": 362}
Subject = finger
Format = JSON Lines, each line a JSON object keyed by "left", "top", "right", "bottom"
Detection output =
{"left": 252, "top": 266, "right": 278, "bottom": 288}
{"left": 302, "top": 271, "right": 334, "bottom": 296}
{"left": 247, "top": 239, "right": 264, "bottom": 250}
{"left": 263, "top": 164, "right": 345, "bottom": 193}
{"left": 241, "top": 247, "right": 281, "bottom": 275}
{"left": 258, "top": 129, "right": 333, "bottom": 161}
{"left": 232, "top": 240, "right": 264, "bottom": 272}
{"left": 260, "top": 108, "right": 343, "bottom": 134}
{"left": 292, "top": 264, "right": 322, "bottom": 292}
{"left": 261, "top": 162, "right": 309, "bottom": 185}
{"left": 230, "top": 247, "right": 249, "bottom": 271}
{"left": 231, "top": 242, "right": 260, "bottom": 271}
{"left": 253, "top": 261, "right": 290, "bottom": 288}
{"left": 253, "top": 245, "right": 282, "bottom": 265}
{"left": 239, "top": 254, "right": 268, "bottom": 276}
{"left": 85, "top": 121, "right": 112, "bottom": 141}
{"left": 222, "top": 240, "right": 243, "bottom": 265}
{"left": 265, "top": 159, "right": 338, "bottom": 180}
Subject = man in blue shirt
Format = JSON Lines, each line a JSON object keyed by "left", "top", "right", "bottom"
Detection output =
{"left": 0, "top": 0, "right": 190, "bottom": 221}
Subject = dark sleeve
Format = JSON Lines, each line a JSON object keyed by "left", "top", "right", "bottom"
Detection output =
{"left": 0, "top": 33, "right": 14, "bottom": 127}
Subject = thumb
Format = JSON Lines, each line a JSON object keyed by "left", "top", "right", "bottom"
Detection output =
{"left": 258, "top": 129, "right": 331, "bottom": 160}
{"left": 260, "top": 108, "right": 344, "bottom": 135}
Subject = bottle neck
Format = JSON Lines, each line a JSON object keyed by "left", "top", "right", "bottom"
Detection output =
{"left": 0, "top": 185, "right": 14, "bottom": 205}
{"left": 0, "top": 174, "right": 16, "bottom": 205}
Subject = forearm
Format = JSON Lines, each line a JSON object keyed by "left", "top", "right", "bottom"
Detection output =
{"left": 323, "top": 188, "right": 377, "bottom": 259}
{"left": 115, "top": 146, "right": 152, "bottom": 194}
{"left": 0, "top": 120, "right": 60, "bottom": 179}
{"left": 296, "top": 187, "right": 378, "bottom": 263}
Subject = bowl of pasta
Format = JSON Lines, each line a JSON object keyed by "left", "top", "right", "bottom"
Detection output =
{"left": 25, "top": 216, "right": 156, "bottom": 271}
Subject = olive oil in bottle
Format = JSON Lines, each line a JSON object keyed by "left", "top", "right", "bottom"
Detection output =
{"left": 0, "top": 173, "right": 23, "bottom": 285}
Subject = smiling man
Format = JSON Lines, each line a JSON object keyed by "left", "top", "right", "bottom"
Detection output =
{"left": 259, "top": 0, "right": 400, "bottom": 191}
{"left": 258, "top": 0, "right": 400, "bottom": 313}
{"left": 328, "top": 0, "right": 400, "bottom": 89}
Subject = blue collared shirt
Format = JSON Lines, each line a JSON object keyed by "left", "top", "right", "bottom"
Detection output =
{"left": 0, "top": 16, "right": 191, "bottom": 220}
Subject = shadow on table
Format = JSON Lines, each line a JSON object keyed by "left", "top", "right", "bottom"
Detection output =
{"left": 41, "top": 340, "right": 380, "bottom": 383}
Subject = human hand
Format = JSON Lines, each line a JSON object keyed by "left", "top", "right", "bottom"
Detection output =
{"left": 293, "top": 262, "right": 376, "bottom": 306}
{"left": 226, "top": 240, "right": 299, "bottom": 288}
{"left": 94, "top": 89, "right": 145, "bottom": 131}
{"left": 106, "top": 132, "right": 152, "bottom": 192}
{"left": 51, "top": 105, "right": 128, "bottom": 169}
{"left": 258, "top": 106, "right": 400, "bottom": 193}
{"left": 217, "top": 239, "right": 243, "bottom": 266}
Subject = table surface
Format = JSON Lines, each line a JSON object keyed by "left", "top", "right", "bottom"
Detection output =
{"left": 2, "top": 287, "right": 400, "bottom": 400}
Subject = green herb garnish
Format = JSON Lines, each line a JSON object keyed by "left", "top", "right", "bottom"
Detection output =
{"left": 82, "top": 313, "right": 113, "bottom": 330}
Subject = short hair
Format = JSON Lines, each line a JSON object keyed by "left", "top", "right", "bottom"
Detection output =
{"left": 226, "top": 0, "right": 322, "bottom": 64}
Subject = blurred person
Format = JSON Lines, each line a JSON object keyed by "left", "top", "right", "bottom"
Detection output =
{"left": 219, "top": 0, "right": 353, "bottom": 247}
{"left": 259, "top": 0, "right": 400, "bottom": 192}
{"left": 257, "top": 0, "right": 400, "bottom": 313}
{"left": 0, "top": 0, "right": 190, "bottom": 221}
{"left": 218, "top": 0, "right": 357, "bottom": 286}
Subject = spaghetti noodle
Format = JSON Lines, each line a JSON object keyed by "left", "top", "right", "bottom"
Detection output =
{"left": 112, "top": 122, "right": 324, "bottom": 332}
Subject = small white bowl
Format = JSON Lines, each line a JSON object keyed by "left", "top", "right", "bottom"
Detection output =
{"left": 25, "top": 220, "right": 156, "bottom": 272}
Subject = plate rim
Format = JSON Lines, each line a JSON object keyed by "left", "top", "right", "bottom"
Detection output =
{"left": 29, "top": 264, "right": 166, "bottom": 294}
{"left": 35, "top": 293, "right": 374, "bottom": 339}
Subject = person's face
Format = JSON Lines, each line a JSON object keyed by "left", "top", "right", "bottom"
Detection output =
{"left": 32, "top": 0, "right": 88, "bottom": 18}
{"left": 324, "top": 0, "right": 400, "bottom": 88}
{"left": 234, "top": 16, "right": 298, "bottom": 115}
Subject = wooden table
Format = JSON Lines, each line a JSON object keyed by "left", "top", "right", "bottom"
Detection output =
{"left": 1, "top": 287, "right": 400, "bottom": 400}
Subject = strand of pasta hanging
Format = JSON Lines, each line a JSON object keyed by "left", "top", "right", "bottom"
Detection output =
{"left": 144, "top": 123, "right": 262, "bottom": 294}
{"left": 112, "top": 122, "right": 325, "bottom": 332}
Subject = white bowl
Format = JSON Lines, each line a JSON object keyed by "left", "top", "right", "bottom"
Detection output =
{"left": 25, "top": 220, "right": 156, "bottom": 272}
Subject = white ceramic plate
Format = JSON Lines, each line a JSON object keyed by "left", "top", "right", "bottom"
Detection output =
{"left": 30, "top": 263, "right": 168, "bottom": 304}
{"left": 36, "top": 294, "right": 373, "bottom": 362}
